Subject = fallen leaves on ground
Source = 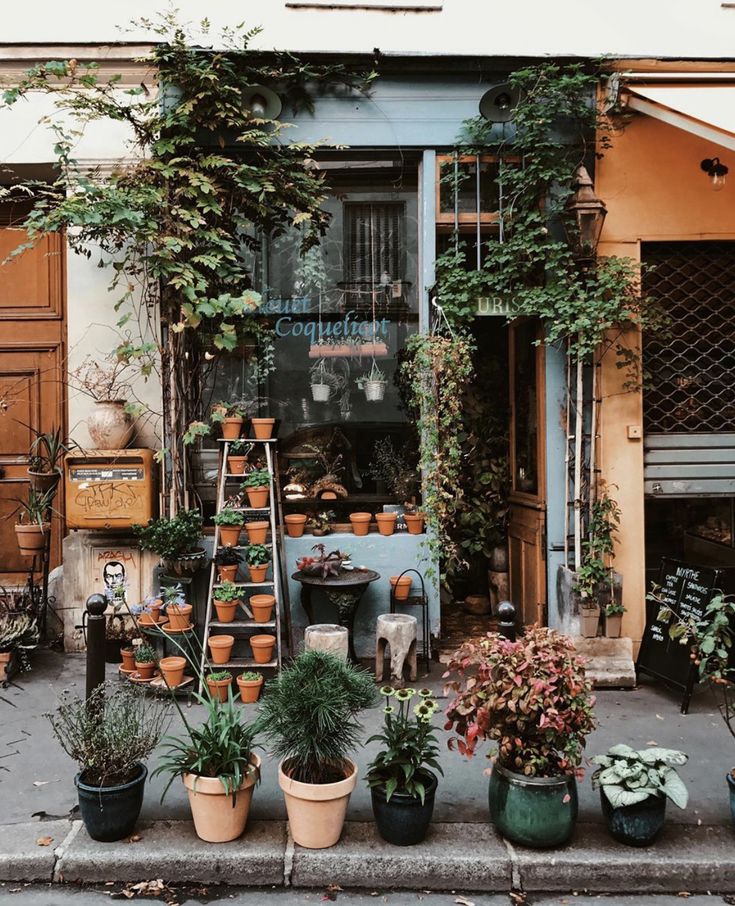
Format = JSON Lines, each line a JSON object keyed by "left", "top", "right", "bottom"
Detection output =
{"left": 455, "top": 897, "right": 476, "bottom": 906}
{"left": 509, "top": 893, "right": 527, "bottom": 905}
{"left": 110, "top": 879, "right": 179, "bottom": 903}
{"left": 35, "top": 837, "right": 53, "bottom": 847}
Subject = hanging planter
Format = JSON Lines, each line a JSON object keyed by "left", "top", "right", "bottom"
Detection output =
{"left": 357, "top": 361, "right": 387, "bottom": 402}
{"left": 311, "top": 383, "right": 331, "bottom": 402}
{"left": 308, "top": 341, "right": 388, "bottom": 359}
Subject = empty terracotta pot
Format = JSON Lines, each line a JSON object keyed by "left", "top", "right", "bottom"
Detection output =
{"left": 278, "top": 758, "right": 357, "bottom": 849}
{"left": 284, "top": 514, "right": 308, "bottom": 538}
{"left": 251, "top": 418, "right": 275, "bottom": 440}
{"left": 138, "top": 610, "right": 160, "bottom": 627}
{"left": 227, "top": 455, "right": 248, "bottom": 475}
{"left": 214, "top": 599, "right": 239, "bottom": 623}
{"left": 248, "top": 563, "right": 269, "bottom": 583}
{"left": 404, "top": 513, "right": 425, "bottom": 535}
{"left": 250, "top": 634, "right": 276, "bottom": 664}
{"left": 218, "top": 525, "right": 242, "bottom": 546}
{"left": 218, "top": 564, "right": 238, "bottom": 583}
{"left": 375, "top": 513, "right": 397, "bottom": 536}
{"left": 246, "top": 487, "right": 269, "bottom": 509}
{"left": 120, "top": 647, "right": 136, "bottom": 671}
{"left": 135, "top": 658, "right": 156, "bottom": 680}
{"left": 244, "top": 520, "right": 269, "bottom": 544}
{"left": 159, "top": 656, "right": 186, "bottom": 687}
{"left": 167, "top": 603, "right": 193, "bottom": 630}
{"left": 206, "top": 674, "right": 232, "bottom": 702}
{"left": 249, "top": 594, "right": 275, "bottom": 623}
{"left": 221, "top": 416, "right": 243, "bottom": 440}
{"left": 209, "top": 634, "right": 235, "bottom": 665}
{"left": 349, "top": 513, "right": 372, "bottom": 536}
{"left": 237, "top": 674, "right": 264, "bottom": 703}
{"left": 183, "top": 754, "right": 260, "bottom": 843}
{"left": 390, "top": 575, "right": 413, "bottom": 601}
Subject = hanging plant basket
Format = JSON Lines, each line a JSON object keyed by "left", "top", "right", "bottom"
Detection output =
{"left": 311, "top": 383, "right": 331, "bottom": 402}
{"left": 364, "top": 381, "right": 386, "bottom": 402}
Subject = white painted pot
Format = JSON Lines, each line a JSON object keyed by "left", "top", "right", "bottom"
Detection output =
{"left": 364, "top": 381, "right": 386, "bottom": 402}
{"left": 311, "top": 383, "right": 331, "bottom": 402}
{"left": 87, "top": 400, "right": 134, "bottom": 449}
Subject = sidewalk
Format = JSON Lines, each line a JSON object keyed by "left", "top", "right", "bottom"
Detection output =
{"left": 1, "top": 650, "right": 734, "bottom": 894}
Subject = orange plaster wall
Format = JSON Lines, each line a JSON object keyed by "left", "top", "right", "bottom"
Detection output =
{"left": 595, "top": 112, "right": 735, "bottom": 647}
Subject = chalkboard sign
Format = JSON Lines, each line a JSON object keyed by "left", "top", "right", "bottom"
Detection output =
{"left": 637, "top": 558, "right": 722, "bottom": 713}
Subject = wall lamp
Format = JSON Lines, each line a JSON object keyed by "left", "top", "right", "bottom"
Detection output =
{"left": 701, "top": 156, "right": 728, "bottom": 191}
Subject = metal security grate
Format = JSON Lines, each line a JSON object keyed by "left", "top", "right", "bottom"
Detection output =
{"left": 643, "top": 241, "right": 735, "bottom": 433}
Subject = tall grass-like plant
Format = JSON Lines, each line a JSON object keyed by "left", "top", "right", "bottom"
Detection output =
{"left": 258, "top": 650, "right": 375, "bottom": 784}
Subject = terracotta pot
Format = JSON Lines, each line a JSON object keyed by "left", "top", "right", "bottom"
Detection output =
{"left": 135, "top": 659, "right": 156, "bottom": 680}
{"left": 582, "top": 606, "right": 601, "bottom": 638}
{"left": 183, "top": 754, "right": 260, "bottom": 843}
{"left": 221, "top": 417, "right": 243, "bottom": 440}
{"left": 159, "top": 656, "right": 186, "bottom": 687}
{"left": 390, "top": 575, "right": 413, "bottom": 601}
{"left": 167, "top": 603, "right": 193, "bottom": 631}
{"left": 218, "top": 564, "right": 238, "bottom": 583}
{"left": 375, "top": 513, "right": 397, "bottom": 537}
{"left": 0, "top": 651, "right": 11, "bottom": 682}
{"left": 209, "top": 634, "right": 235, "bottom": 665}
{"left": 237, "top": 674, "right": 264, "bottom": 703}
{"left": 15, "top": 523, "right": 50, "bottom": 557}
{"left": 248, "top": 563, "right": 269, "bottom": 583}
{"left": 28, "top": 470, "right": 61, "bottom": 495}
{"left": 218, "top": 525, "right": 242, "bottom": 546}
{"left": 87, "top": 399, "right": 134, "bottom": 449}
{"left": 138, "top": 610, "right": 160, "bottom": 627}
{"left": 349, "top": 513, "right": 372, "bottom": 536}
{"left": 404, "top": 514, "right": 425, "bottom": 535}
{"left": 206, "top": 674, "right": 232, "bottom": 702}
{"left": 284, "top": 514, "right": 308, "bottom": 538}
{"left": 251, "top": 418, "right": 275, "bottom": 440}
{"left": 120, "top": 647, "right": 137, "bottom": 671}
{"left": 250, "top": 634, "right": 276, "bottom": 664}
{"left": 249, "top": 594, "right": 275, "bottom": 623}
{"left": 246, "top": 487, "right": 269, "bottom": 509}
{"left": 278, "top": 758, "right": 357, "bottom": 849}
{"left": 227, "top": 455, "right": 248, "bottom": 475}
{"left": 244, "top": 520, "right": 269, "bottom": 544}
{"left": 605, "top": 613, "right": 623, "bottom": 638}
{"left": 214, "top": 599, "right": 239, "bottom": 623}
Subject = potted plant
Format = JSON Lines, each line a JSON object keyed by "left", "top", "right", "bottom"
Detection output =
{"left": 237, "top": 670, "right": 264, "bottom": 703}
{"left": 244, "top": 519, "right": 269, "bottom": 544}
{"left": 605, "top": 600, "right": 626, "bottom": 637}
{"left": 14, "top": 487, "right": 53, "bottom": 557}
{"left": 134, "top": 642, "right": 158, "bottom": 680}
{"left": 154, "top": 689, "right": 260, "bottom": 843}
{"left": 257, "top": 650, "right": 375, "bottom": 848}
{"left": 349, "top": 512, "right": 372, "bottom": 536}
{"left": 133, "top": 594, "right": 163, "bottom": 627}
{"left": 214, "top": 546, "right": 243, "bottom": 582}
{"left": 70, "top": 356, "right": 135, "bottom": 448}
{"left": 213, "top": 581, "right": 241, "bottom": 623}
{"left": 214, "top": 508, "right": 245, "bottom": 547}
{"left": 306, "top": 510, "right": 335, "bottom": 537}
{"left": 211, "top": 402, "right": 246, "bottom": 440}
{"left": 133, "top": 509, "right": 205, "bottom": 575}
{"left": 0, "top": 612, "right": 39, "bottom": 681}
{"left": 249, "top": 593, "right": 275, "bottom": 623}
{"left": 591, "top": 745, "right": 688, "bottom": 846}
{"left": 284, "top": 514, "right": 308, "bottom": 538}
{"left": 581, "top": 601, "right": 601, "bottom": 638}
{"left": 250, "top": 633, "right": 277, "bottom": 664}
{"left": 241, "top": 469, "right": 271, "bottom": 509}
{"left": 445, "top": 627, "right": 596, "bottom": 848}
{"left": 246, "top": 544, "right": 271, "bottom": 583}
{"left": 295, "top": 544, "right": 345, "bottom": 578}
{"left": 357, "top": 362, "right": 386, "bottom": 402}
{"left": 159, "top": 583, "right": 192, "bottom": 631}
{"left": 227, "top": 439, "right": 250, "bottom": 475}
{"left": 209, "top": 633, "right": 235, "bottom": 665}
{"left": 207, "top": 669, "right": 234, "bottom": 702}
{"left": 366, "top": 686, "right": 443, "bottom": 846}
{"left": 251, "top": 417, "right": 276, "bottom": 440}
{"left": 310, "top": 358, "right": 333, "bottom": 402}
{"left": 370, "top": 438, "right": 418, "bottom": 505}
{"left": 27, "top": 426, "right": 77, "bottom": 495}
{"left": 104, "top": 584, "right": 138, "bottom": 662}
{"left": 47, "top": 682, "right": 169, "bottom": 841}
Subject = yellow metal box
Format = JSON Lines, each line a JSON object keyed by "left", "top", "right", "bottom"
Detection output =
{"left": 65, "top": 449, "right": 158, "bottom": 530}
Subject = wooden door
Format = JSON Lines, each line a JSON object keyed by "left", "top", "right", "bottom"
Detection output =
{"left": 508, "top": 319, "right": 546, "bottom": 626}
{"left": 0, "top": 228, "right": 65, "bottom": 583}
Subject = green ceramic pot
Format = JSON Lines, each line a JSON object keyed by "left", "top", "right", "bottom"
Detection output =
{"left": 600, "top": 789, "right": 666, "bottom": 846}
{"left": 488, "top": 762, "right": 578, "bottom": 848}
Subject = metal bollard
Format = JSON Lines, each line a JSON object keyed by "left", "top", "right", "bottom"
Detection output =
{"left": 85, "top": 593, "right": 107, "bottom": 700}
{"left": 497, "top": 600, "right": 517, "bottom": 642}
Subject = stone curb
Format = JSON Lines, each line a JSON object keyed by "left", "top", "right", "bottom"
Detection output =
{"left": 2, "top": 819, "right": 735, "bottom": 894}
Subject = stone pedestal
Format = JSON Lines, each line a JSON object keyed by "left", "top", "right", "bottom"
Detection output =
{"left": 304, "top": 623, "right": 349, "bottom": 661}
{"left": 572, "top": 636, "right": 636, "bottom": 688}
{"left": 375, "top": 613, "right": 417, "bottom": 683}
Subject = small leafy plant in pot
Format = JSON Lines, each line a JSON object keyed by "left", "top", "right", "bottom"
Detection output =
{"left": 367, "top": 686, "right": 443, "bottom": 846}
{"left": 160, "top": 584, "right": 192, "bottom": 631}
{"left": 47, "top": 683, "right": 169, "bottom": 841}
{"left": 211, "top": 401, "right": 246, "bottom": 440}
{"left": 241, "top": 468, "right": 271, "bottom": 509}
{"left": 591, "top": 745, "right": 688, "bottom": 846}
{"left": 227, "top": 439, "right": 250, "bottom": 475}
{"left": 134, "top": 642, "right": 158, "bottom": 680}
{"left": 246, "top": 544, "right": 271, "bottom": 583}
{"left": 237, "top": 670, "right": 264, "bottom": 703}
{"left": 604, "top": 600, "right": 626, "bottom": 638}
{"left": 257, "top": 650, "right": 375, "bottom": 848}
{"left": 0, "top": 611, "right": 39, "bottom": 680}
{"left": 214, "top": 546, "right": 242, "bottom": 583}
{"left": 133, "top": 509, "right": 205, "bottom": 575}
{"left": 14, "top": 486, "right": 53, "bottom": 556}
{"left": 27, "top": 425, "right": 77, "bottom": 495}
{"left": 207, "top": 670, "right": 233, "bottom": 703}
{"left": 444, "top": 627, "right": 597, "bottom": 848}
{"left": 214, "top": 508, "right": 245, "bottom": 547}
{"left": 213, "top": 580, "right": 241, "bottom": 623}
{"left": 357, "top": 361, "right": 386, "bottom": 402}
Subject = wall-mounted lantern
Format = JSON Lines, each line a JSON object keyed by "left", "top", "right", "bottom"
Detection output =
{"left": 565, "top": 165, "right": 607, "bottom": 263}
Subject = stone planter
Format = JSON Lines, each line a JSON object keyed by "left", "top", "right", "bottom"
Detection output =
{"left": 582, "top": 605, "right": 601, "bottom": 638}
{"left": 605, "top": 613, "right": 623, "bottom": 638}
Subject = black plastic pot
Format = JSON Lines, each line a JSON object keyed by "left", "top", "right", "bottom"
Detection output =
{"left": 600, "top": 789, "right": 666, "bottom": 846}
{"left": 75, "top": 763, "right": 147, "bottom": 842}
{"left": 370, "top": 771, "right": 437, "bottom": 846}
{"left": 727, "top": 771, "right": 735, "bottom": 827}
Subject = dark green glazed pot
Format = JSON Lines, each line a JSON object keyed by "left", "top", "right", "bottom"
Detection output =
{"left": 371, "top": 770, "right": 438, "bottom": 846}
{"left": 600, "top": 789, "right": 666, "bottom": 846}
{"left": 488, "top": 762, "right": 578, "bottom": 848}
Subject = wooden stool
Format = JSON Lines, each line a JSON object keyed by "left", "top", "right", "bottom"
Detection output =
{"left": 375, "top": 613, "right": 417, "bottom": 683}
{"left": 304, "top": 624, "right": 349, "bottom": 661}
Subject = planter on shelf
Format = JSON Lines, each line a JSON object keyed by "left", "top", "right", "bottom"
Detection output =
{"left": 206, "top": 672, "right": 233, "bottom": 703}
{"left": 159, "top": 656, "right": 186, "bottom": 687}
{"left": 375, "top": 513, "right": 397, "bottom": 537}
{"left": 120, "top": 647, "right": 137, "bottom": 672}
{"left": 600, "top": 789, "right": 667, "bottom": 846}
{"left": 311, "top": 383, "right": 331, "bottom": 402}
{"left": 605, "top": 612, "right": 623, "bottom": 638}
{"left": 349, "top": 512, "right": 372, "bottom": 536}
{"left": 404, "top": 513, "right": 425, "bottom": 535}
{"left": 14, "top": 522, "right": 50, "bottom": 557}
{"left": 214, "top": 599, "right": 239, "bottom": 623}
{"left": 371, "top": 770, "right": 438, "bottom": 847}
{"left": 209, "top": 634, "right": 235, "bottom": 665}
{"left": 183, "top": 754, "right": 261, "bottom": 844}
{"left": 218, "top": 564, "right": 238, "bottom": 583}
{"left": 248, "top": 564, "right": 269, "bottom": 583}
{"left": 218, "top": 525, "right": 242, "bottom": 547}
{"left": 166, "top": 603, "right": 193, "bottom": 631}
{"left": 250, "top": 634, "right": 276, "bottom": 664}
{"left": 284, "top": 514, "right": 308, "bottom": 538}
{"left": 245, "top": 487, "right": 269, "bottom": 509}
{"left": 390, "top": 575, "right": 412, "bottom": 601}
{"left": 237, "top": 671, "right": 264, "bottom": 703}
{"left": 249, "top": 594, "right": 275, "bottom": 623}
{"left": 77, "top": 764, "right": 148, "bottom": 842}
{"left": 581, "top": 604, "right": 601, "bottom": 638}
{"left": 87, "top": 400, "right": 134, "bottom": 449}
{"left": 227, "top": 455, "right": 248, "bottom": 475}
{"left": 244, "top": 521, "right": 269, "bottom": 544}
{"left": 134, "top": 644, "right": 157, "bottom": 681}
{"left": 27, "top": 469, "right": 61, "bottom": 495}
{"left": 161, "top": 549, "right": 206, "bottom": 576}
{"left": 278, "top": 759, "right": 357, "bottom": 849}
{"left": 251, "top": 418, "right": 275, "bottom": 440}
{"left": 221, "top": 416, "right": 244, "bottom": 440}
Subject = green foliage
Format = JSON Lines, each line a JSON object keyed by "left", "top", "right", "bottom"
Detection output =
{"left": 214, "top": 580, "right": 240, "bottom": 603}
{"left": 229, "top": 440, "right": 251, "bottom": 455}
{"left": 46, "top": 682, "right": 170, "bottom": 787}
{"left": 240, "top": 671, "right": 261, "bottom": 681}
{"left": 591, "top": 744, "right": 688, "bottom": 809}
{"left": 366, "top": 686, "right": 443, "bottom": 803}
{"left": 213, "top": 508, "right": 245, "bottom": 526}
{"left": 14, "top": 486, "right": 54, "bottom": 526}
{"left": 0, "top": 612, "right": 39, "bottom": 671}
{"left": 246, "top": 544, "right": 270, "bottom": 566}
{"left": 369, "top": 438, "right": 417, "bottom": 504}
{"left": 28, "top": 425, "right": 78, "bottom": 474}
{"left": 211, "top": 402, "right": 247, "bottom": 423}
{"left": 132, "top": 509, "right": 203, "bottom": 559}
{"left": 356, "top": 361, "right": 386, "bottom": 388}
{"left": 214, "top": 546, "right": 243, "bottom": 566}
{"left": 134, "top": 643, "right": 158, "bottom": 664}
{"left": 257, "top": 650, "right": 376, "bottom": 784}
{"left": 208, "top": 670, "right": 233, "bottom": 681}
{"left": 575, "top": 492, "right": 621, "bottom": 605}
{"left": 241, "top": 468, "right": 271, "bottom": 489}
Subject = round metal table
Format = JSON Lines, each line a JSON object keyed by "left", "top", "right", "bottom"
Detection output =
{"left": 292, "top": 568, "right": 380, "bottom": 662}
